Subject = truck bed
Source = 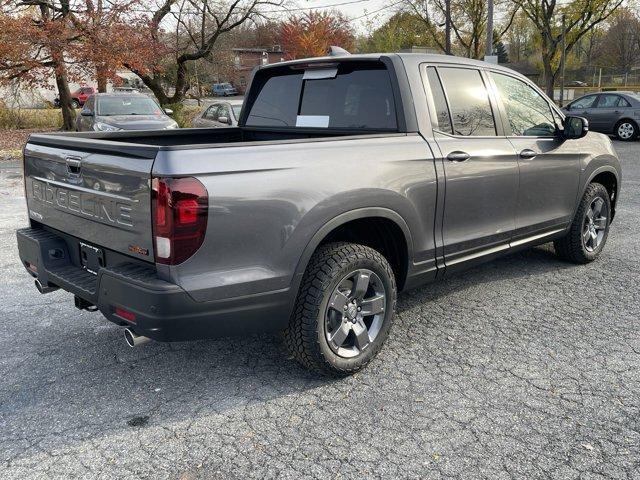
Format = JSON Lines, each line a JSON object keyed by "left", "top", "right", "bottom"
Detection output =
{"left": 26, "top": 126, "right": 389, "bottom": 156}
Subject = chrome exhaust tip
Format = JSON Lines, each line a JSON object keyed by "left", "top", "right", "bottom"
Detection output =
{"left": 35, "top": 279, "right": 59, "bottom": 294}
{"left": 124, "top": 328, "right": 151, "bottom": 347}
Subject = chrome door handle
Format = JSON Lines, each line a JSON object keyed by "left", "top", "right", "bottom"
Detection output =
{"left": 447, "top": 151, "right": 470, "bottom": 162}
{"left": 519, "top": 149, "right": 537, "bottom": 160}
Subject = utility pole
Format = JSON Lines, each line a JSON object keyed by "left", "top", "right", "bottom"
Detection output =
{"left": 560, "top": 14, "right": 566, "bottom": 106}
{"left": 445, "top": 0, "right": 451, "bottom": 55}
{"left": 485, "top": 0, "right": 494, "bottom": 57}
{"left": 598, "top": 68, "right": 602, "bottom": 90}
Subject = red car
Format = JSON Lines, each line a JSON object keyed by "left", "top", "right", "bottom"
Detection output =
{"left": 54, "top": 86, "right": 96, "bottom": 108}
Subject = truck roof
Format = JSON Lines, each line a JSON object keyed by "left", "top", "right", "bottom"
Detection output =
{"left": 260, "top": 52, "right": 519, "bottom": 76}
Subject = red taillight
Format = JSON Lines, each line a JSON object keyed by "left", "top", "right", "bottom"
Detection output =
{"left": 151, "top": 177, "right": 208, "bottom": 265}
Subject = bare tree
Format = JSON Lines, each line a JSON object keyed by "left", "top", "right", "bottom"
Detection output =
{"left": 596, "top": 8, "right": 640, "bottom": 73}
{"left": 402, "top": 0, "right": 518, "bottom": 58}
{"left": 511, "top": 0, "right": 623, "bottom": 97}
{"left": 126, "top": 0, "right": 284, "bottom": 105}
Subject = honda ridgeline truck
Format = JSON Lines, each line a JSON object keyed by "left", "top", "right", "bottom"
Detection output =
{"left": 17, "top": 53, "right": 621, "bottom": 375}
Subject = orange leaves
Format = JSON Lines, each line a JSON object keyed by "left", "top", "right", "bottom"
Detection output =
{"left": 280, "top": 11, "right": 355, "bottom": 60}
{"left": 0, "top": 1, "right": 166, "bottom": 87}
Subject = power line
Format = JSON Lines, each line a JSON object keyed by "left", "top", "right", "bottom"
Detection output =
{"left": 106, "top": 0, "right": 375, "bottom": 15}
{"left": 348, "top": 0, "right": 404, "bottom": 22}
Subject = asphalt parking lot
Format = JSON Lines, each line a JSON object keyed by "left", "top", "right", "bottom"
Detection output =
{"left": 1, "top": 140, "right": 639, "bottom": 479}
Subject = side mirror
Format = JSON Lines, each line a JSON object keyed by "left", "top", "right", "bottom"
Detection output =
{"left": 563, "top": 116, "right": 589, "bottom": 139}
{"left": 164, "top": 108, "right": 173, "bottom": 116}
{"left": 80, "top": 109, "right": 93, "bottom": 117}
{"left": 218, "top": 115, "right": 230, "bottom": 125}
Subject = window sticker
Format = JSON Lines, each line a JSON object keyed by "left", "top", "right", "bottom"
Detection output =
{"left": 296, "top": 115, "right": 330, "bottom": 128}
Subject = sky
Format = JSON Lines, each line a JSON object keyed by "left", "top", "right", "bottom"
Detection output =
{"left": 292, "top": 0, "right": 398, "bottom": 33}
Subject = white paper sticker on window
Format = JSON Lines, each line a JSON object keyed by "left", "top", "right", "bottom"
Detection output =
{"left": 296, "top": 115, "right": 330, "bottom": 128}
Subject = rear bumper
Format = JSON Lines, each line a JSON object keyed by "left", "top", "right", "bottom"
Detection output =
{"left": 17, "top": 227, "right": 292, "bottom": 341}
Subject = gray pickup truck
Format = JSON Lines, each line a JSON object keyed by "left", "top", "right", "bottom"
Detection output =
{"left": 17, "top": 53, "right": 621, "bottom": 375}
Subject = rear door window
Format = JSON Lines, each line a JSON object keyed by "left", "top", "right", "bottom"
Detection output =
{"left": 424, "top": 66, "right": 453, "bottom": 133}
{"left": 437, "top": 67, "right": 497, "bottom": 136}
{"left": 245, "top": 62, "right": 397, "bottom": 130}
{"left": 597, "top": 94, "right": 626, "bottom": 108}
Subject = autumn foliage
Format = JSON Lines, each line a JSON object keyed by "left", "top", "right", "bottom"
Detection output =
{"left": 281, "top": 11, "right": 355, "bottom": 60}
{"left": 0, "top": 1, "right": 164, "bottom": 88}
{"left": 0, "top": 0, "right": 167, "bottom": 129}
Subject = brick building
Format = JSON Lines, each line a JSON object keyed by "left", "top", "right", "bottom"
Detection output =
{"left": 230, "top": 47, "right": 285, "bottom": 93}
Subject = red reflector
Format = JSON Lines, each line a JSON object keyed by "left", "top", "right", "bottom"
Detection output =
{"left": 114, "top": 307, "right": 136, "bottom": 323}
{"left": 177, "top": 198, "right": 199, "bottom": 225}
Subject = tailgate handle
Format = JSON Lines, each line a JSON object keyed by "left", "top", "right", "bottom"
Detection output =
{"left": 66, "top": 156, "right": 82, "bottom": 177}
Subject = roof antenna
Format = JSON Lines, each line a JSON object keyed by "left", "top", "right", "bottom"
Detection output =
{"left": 328, "top": 46, "right": 351, "bottom": 56}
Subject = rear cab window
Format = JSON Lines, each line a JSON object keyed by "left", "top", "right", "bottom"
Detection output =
{"left": 244, "top": 61, "right": 398, "bottom": 131}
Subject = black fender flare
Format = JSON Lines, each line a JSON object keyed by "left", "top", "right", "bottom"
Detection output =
{"left": 285, "top": 207, "right": 414, "bottom": 313}
{"left": 577, "top": 165, "right": 620, "bottom": 220}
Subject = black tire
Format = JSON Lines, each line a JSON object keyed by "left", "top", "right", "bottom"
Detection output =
{"left": 614, "top": 119, "right": 637, "bottom": 141}
{"left": 554, "top": 182, "right": 611, "bottom": 264}
{"left": 284, "top": 242, "right": 397, "bottom": 376}
{"left": 71, "top": 99, "right": 80, "bottom": 109}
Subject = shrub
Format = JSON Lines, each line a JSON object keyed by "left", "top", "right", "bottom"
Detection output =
{"left": 164, "top": 103, "right": 201, "bottom": 128}
{"left": 0, "top": 106, "right": 64, "bottom": 130}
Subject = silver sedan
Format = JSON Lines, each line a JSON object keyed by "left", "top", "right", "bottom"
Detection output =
{"left": 562, "top": 91, "right": 640, "bottom": 141}
{"left": 192, "top": 100, "right": 243, "bottom": 128}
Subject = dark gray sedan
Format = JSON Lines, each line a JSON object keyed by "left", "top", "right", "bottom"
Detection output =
{"left": 76, "top": 93, "right": 178, "bottom": 132}
{"left": 562, "top": 91, "right": 640, "bottom": 141}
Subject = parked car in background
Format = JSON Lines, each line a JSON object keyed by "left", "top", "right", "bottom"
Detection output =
{"left": 76, "top": 93, "right": 178, "bottom": 132}
{"left": 211, "top": 83, "right": 238, "bottom": 96}
{"left": 562, "top": 91, "right": 640, "bottom": 140}
{"left": 112, "top": 87, "right": 140, "bottom": 93}
{"left": 192, "top": 100, "right": 243, "bottom": 127}
{"left": 569, "top": 80, "right": 588, "bottom": 87}
{"left": 54, "top": 86, "right": 96, "bottom": 109}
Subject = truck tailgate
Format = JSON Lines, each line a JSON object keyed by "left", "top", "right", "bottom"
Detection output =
{"left": 23, "top": 141, "right": 155, "bottom": 262}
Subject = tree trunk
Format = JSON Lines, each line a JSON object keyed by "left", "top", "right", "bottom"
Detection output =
{"left": 129, "top": 55, "right": 189, "bottom": 106}
{"left": 51, "top": 55, "right": 75, "bottom": 131}
{"left": 96, "top": 64, "right": 108, "bottom": 93}
{"left": 127, "top": 66, "right": 174, "bottom": 105}
{"left": 542, "top": 54, "right": 555, "bottom": 99}
{"left": 171, "top": 60, "right": 188, "bottom": 105}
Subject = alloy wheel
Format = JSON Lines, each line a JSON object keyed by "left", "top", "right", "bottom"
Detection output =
{"left": 325, "top": 269, "right": 386, "bottom": 358}
{"left": 582, "top": 197, "right": 608, "bottom": 252}
{"left": 618, "top": 122, "right": 635, "bottom": 140}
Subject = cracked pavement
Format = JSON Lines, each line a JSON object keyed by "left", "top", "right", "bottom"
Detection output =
{"left": 1, "top": 140, "right": 639, "bottom": 479}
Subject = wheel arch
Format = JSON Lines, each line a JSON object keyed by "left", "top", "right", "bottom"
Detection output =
{"left": 291, "top": 208, "right": 414, "bottom": 295}
{"left": 585, "top": 166, "right": 620, "bottom": 221}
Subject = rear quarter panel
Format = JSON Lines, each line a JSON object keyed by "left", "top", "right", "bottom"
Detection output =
{"left": 152, "top": 134, "right": 437, "bottom": 302}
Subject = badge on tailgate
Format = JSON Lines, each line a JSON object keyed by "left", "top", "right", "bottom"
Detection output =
{"left": 79, "top": 242, "right": 105, "bottom": 275}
